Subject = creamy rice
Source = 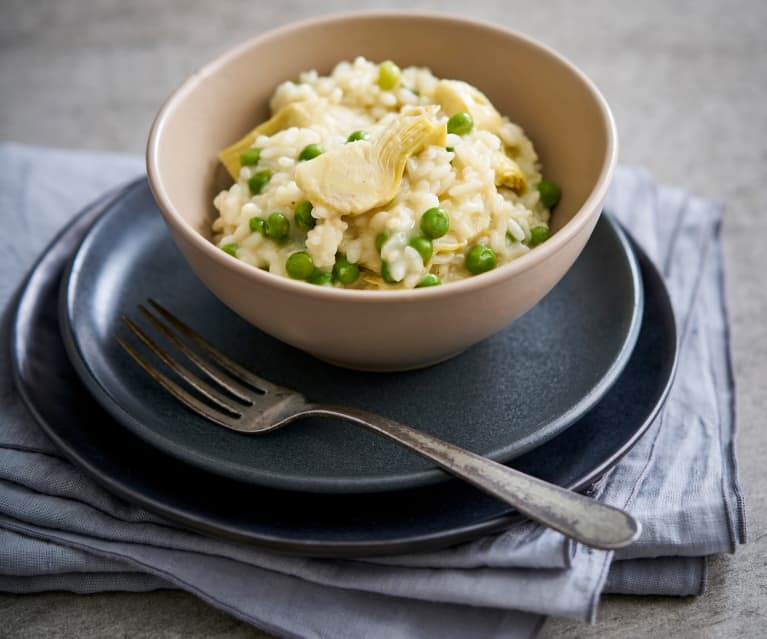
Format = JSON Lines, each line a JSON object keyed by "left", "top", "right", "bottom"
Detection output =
{"left": 212, "top": 57, "right": 555, "bottom": 289}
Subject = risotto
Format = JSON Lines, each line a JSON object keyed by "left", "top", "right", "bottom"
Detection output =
{"left": 212, "top": 57, "right": 561, "bottom": 289}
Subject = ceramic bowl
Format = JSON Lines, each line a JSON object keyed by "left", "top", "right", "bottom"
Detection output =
{"left": 146, "top": 12, "right": 617, "bottom": 371}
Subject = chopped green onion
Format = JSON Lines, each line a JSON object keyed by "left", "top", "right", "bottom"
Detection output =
{"left": 247, "top": 169, "right": 272, "bottom": 195}
{"left": 239, "top": 148, "right": 261, "bottom": 167}
{"left": 416, "top": 273, "right": 441, "bottom": 287}
{"left": 298, "top": 144, "right": 324, "bottom": 161}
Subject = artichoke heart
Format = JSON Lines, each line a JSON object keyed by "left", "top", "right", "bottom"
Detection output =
{"left": 294, "top": 106, "right": 446, "bottom": 215}
{"left": 495, "top": 153, "right": 528, "bottom": 194}
{"left": 432, "top": 80, "right": 504, "bottom": 133}
{"left": 218, "top": 102, "right": 318, "bottom": 179}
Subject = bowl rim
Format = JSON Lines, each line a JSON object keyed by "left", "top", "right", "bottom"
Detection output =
{"left": 146, "top": 10, "right": 618, "bottom": 302}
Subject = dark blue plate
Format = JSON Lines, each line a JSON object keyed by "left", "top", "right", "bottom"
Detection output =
{"left": 58, "top": 179, "right": 643, "bottom": 493}
{"left": 11, "top": 182, "right": 676, "bottom": 556}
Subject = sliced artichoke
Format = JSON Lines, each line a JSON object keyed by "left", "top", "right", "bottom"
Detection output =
{"left": 218, "top": 102, "right": 318, "bottom": 179}
{"left": 361, "top": 271, "right": 387, "bottom": 288}
{"left": 432, "top": 80, "right": 504, "bottom": 133}
{"left": 495, "top": 153, "right": 528, "bottom": 194}
{"left": 294, "top": 106, "right": 446, "bottom": 215}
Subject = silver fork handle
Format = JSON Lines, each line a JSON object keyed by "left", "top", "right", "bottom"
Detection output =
{"left": 302, "top": 404, "right": 640, "bottom": 550}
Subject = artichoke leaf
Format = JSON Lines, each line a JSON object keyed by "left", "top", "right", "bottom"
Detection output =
{"left": 495, "top": 154, "right": 528, "bottom": 194}
{"left": 294, "top": 106, "right": 446, "bottom": 215}
{"left": 432, "top": 80, "right": 504, "bottom": 133}
{"left": 361, "top": 271, "right": 387, "bottom": 288}
{"left": 218, "top": 102, "right": 318, "bottom": 179}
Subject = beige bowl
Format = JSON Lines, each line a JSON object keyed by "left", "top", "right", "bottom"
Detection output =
{"left": 146, "top": 12, "right": 617, "bottom": 371}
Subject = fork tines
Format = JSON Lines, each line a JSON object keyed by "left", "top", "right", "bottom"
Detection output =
{"left": 115, "top": 299, "right": 272, "bottom": 426}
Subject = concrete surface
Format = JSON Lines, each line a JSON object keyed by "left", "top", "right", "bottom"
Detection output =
{"left": 1, "top": 0, "right": 765, "bottom": 637}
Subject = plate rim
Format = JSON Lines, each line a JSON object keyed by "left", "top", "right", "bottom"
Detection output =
{"left": 10, "top": 181, "right": 678, "bottom": 556}
{"left": 56, "top": 179, "right": 645, "bottom": 493}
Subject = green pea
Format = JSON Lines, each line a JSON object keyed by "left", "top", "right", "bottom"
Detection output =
{"left": 420, "top": 207, "right": 450, "bottom": 239}
{"left": 416, "top": 273, "right": 441, "bottom": 287}
{"left": 249, "top": 217, "right": 266, "bottom": 234}
{"left": 298, "top": 143, "right": 324, "bottom": 161}
{"left": 377, "top": 60, "right": 401, "bottom": 90}
{"left": 247, "top": 169, "right": 272, "bottom": 195}
{"left": 465, "top": 245, "right": 497, "bottom": 275}
{"left": 332, "top": 255, "right": 360, "bottom": 285}
{"left": 537, "top": 179, "right": 562, "bottom": 208}
{"left": 447, "top": 111, "right": 474, "bottom": 135}
{"left": 346, "top": 130, "right": 370, "bottom": 143}
{"left": 381, "top": 261, "right": 398, "bottom": 284}
{"left": 408, "top": 236, "right": 433, "bottom": 263}
{"left": 294, "top": 200, "right": 315, "bottom": 230}
{"left": 528, "top": 226, "right": 551, "bottom": 247}
{"left": 285, "top": 251, "right": 315, "bottom": 280}
{"left": 265, "top": 211, "right": 290, "bottom": 240}
{"left": 446, "top": 146, "right": 455, "bottom": 153}
{"left": 375, "top": 232, "right": 389, "bottom": 254}
{"left": 308, "top": 271, "right": 333, "bottom": 286}
{"left": 221, "top": 243, "right": 238, "bottom": 257}
{"left": 239, "top": 148, "right": 261, "bottom": 167}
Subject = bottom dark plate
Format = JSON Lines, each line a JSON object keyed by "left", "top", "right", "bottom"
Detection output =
{"left": 11, "top": 184, "right": 677, "bottom": 557}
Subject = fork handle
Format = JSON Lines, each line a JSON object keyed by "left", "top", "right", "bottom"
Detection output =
{"left": 302, "top": 404, "right": 640, "bottom": 550}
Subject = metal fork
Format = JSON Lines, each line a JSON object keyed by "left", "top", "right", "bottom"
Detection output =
{"left": 116, "top": 299, "right": 641, "bottom": 550}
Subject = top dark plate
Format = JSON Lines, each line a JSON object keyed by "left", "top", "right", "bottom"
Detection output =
{"left": 59, "top": 179, "right": 643, "bottom": 493}
{"left": 11, "top": 182, "right": 676, "bottom": 556}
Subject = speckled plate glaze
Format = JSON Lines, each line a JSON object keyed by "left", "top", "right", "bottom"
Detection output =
{"left": 11, "top": 181, "right": 676, "bottom": 556}
{"left": 58, "top": 179, "right": 643, "bottom": 493}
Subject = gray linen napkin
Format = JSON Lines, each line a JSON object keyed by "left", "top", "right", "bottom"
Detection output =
{"left": 0, "top": 143, "right": 745, "bottom": 638}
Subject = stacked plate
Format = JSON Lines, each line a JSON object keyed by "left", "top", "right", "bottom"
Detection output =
{"left": 11, "top": 179, "right": 677, "bottom": 556}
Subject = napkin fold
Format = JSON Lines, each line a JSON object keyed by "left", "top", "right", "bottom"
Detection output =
{"left": 0, "top": 143, "right": 746, "bottom": 638}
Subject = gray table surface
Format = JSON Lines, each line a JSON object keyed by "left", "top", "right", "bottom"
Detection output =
{"left": 1, "top": 0, "right": 765, "bottom": 637}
